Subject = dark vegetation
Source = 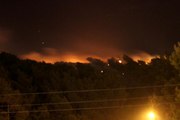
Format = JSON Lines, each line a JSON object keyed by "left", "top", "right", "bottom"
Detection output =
{"left": 0, "top": 43, "right": 180, "bottom": 120}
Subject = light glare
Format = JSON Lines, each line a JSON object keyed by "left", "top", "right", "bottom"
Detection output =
{"left": 148, "top": 111, "right": 155, "bottom": 120}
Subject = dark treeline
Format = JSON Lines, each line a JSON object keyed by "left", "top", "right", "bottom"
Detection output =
{"left": 0, "top": 43, "right": 180, "bottom": 120}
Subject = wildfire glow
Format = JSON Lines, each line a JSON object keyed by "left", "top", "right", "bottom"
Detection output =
{"left": 20, "top": 52, "right": 89, "bottom": 63}
{"left": 20, "top": 48, "right": 157, "bottom": 64}
{"left": 129, "top": 52, "right": 158, "bottom": 63}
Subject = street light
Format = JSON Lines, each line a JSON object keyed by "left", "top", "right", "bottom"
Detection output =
{"left": 147, "top": 111, "right": 156, "bottom": 120}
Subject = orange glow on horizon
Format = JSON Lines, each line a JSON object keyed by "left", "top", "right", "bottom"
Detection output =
{"left": 129, "top": 52, "right": 158, "bottom": 63}
{"left": 20, "top": 52, "right": 89, "bottom": 63}
{"left": 20, "top": 50, "right": 157, "bottom": 64}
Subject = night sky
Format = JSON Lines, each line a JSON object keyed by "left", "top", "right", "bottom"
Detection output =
{"left": 0, "top": 0, "right": 179, "bottom": 63}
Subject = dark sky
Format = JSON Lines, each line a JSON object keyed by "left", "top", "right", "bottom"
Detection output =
{"left": 0, "top": 0, "right": 179, "bottom": 62}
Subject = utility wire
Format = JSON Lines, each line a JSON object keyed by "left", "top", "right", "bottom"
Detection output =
{"left": 0, "top": 101, "right": 179, "bottom": 114}
{"left": 0, "top": 95, "right": 174, "bottom": 108}
{"left": 0, "top": 84, "right": 179, "bottom": 96}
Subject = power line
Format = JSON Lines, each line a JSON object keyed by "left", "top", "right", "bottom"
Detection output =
{"left": 0, "top": 84, "right": 179, "bottom": 96}
{"left": 1, "top": 95, "right": 174, "bottom": 107}
{"left": 0, "top": 101, "right": 179, "bottom": 114}
{"left": 0, "top": 105, "right": 146, "bottom": 114}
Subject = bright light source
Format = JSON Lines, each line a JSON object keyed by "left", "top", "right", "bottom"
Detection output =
{"left": 147, "top": 111, "right": 156, "bottom": 120}
{"left": 118, "top": 60, "right": 122, "bottom": 63}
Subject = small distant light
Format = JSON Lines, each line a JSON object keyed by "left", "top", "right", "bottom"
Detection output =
{"left": 118, "top": 60, "right": 122, "bottom": 63}
{"left": 122, "top": 73, "right": 124, "bottom": 75}
{"left": 101, "top": 70, "right": 104, "bottom": 73}
{"left": 107, "top": 64, "right": 110, "bottom": 66}
{"left": 42, "top": 42, "right": 45, "bottom": 45}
